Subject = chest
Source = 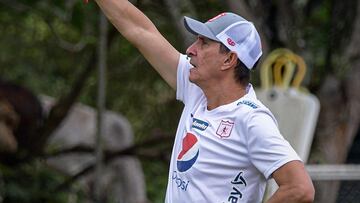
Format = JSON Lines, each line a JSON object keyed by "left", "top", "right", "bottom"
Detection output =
{"left": 176, "top": 103, "right": 250, "bottom": 169}
{"left": 188, "top": 108, "right": 237, "bottom": 140}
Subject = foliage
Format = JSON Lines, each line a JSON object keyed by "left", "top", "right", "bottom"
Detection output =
{"left": 142, "top": 160, "right": 169, "bottom": 203}
{"left": 0, "top": 1, "right": 97, "bottom": 96}
{"left": 0, "top": 0, "right": 181, "bottom": 201}
{"left": 0, "top": 161, "right": 86, "bottom": 203}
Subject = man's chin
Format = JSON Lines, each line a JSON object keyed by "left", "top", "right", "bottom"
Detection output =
{"left": 189, "top": 69, "right": 201, "bottom": 85}
{"left": 188, "top": 75, "right": 197, "bottom": 84}
{"left": 188, "top": 77, "right": 195, "bottom": 83}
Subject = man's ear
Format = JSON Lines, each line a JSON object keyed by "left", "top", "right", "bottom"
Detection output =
{"left": 221, "top": 51, "right": 238, "bottom": 71}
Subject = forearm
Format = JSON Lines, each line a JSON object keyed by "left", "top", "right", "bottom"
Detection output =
{"left": 94, "top": 0, "right": 158, "bottom": 45}
{"left": 266, "top": 185, "right": 314, "bottom": 203}
{"left": 93, "top": 0, "right": 179, "bottom": 89}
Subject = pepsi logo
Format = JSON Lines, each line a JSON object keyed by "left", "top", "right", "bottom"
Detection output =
{"left": 177, "top": 133, "right": 199, "bottom": 172}
{"left": 227, "top": 38, "right": 236, "bottom": 46}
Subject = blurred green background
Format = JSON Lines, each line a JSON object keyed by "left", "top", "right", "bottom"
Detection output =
{"left": 0, "top": 0, "right": 359, "bottom": 202}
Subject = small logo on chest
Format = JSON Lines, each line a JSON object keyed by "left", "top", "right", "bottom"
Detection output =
{"left": 192, "top": 118, "right": 209, "bottom": 131}
{"left": 216, "top": 120, "right": 234, "bottom": 138}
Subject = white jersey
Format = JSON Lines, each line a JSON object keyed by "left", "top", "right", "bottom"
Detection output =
{"left": 165, "top": 54, "right": 301, "bottom": 203}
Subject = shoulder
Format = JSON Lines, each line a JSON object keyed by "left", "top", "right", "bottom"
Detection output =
{"left": 235, "top": 98, "right": 277, "bottom": 126}
{"left": 236, "top": 100, "right": 260, "bottom": 110}
{"left": 235, "top": 84, "right": 271, "bottom": 113}
{"left": 236, "top": 97, "right": 270, "bottom": 116}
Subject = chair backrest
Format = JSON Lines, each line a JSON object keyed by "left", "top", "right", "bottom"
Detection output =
{"left": 257, "top": 48, "right": 320, "bottom": 161}
{"left": 256, "top": 87, "right": 319, "bottom": 161}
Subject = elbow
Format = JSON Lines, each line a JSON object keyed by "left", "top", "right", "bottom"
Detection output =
{"left": 297, "top": 183, "right": 315, "bottom": 203}
{"left": 305, "top": 187, "right": 315, "bottom": 203}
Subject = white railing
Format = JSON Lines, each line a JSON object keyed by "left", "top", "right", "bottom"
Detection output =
{"left": 306, "top": 164, "right": 360, "bottom": 180}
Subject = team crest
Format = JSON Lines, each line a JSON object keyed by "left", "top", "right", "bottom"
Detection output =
{"left": 216, "top": 120, "right": 234, "bottom": 138}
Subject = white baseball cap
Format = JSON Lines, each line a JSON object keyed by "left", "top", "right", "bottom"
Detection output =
{"left": 184, "top": 12, "right": 262, "bottom": 70}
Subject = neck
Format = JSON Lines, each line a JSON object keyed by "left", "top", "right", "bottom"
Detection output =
{"left": 202, "top": 83, "right": 247, "bottom": 110}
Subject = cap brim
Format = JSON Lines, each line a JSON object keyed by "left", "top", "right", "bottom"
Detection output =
{"left": 184, "top": 16, "right": 219, "bottom": 41}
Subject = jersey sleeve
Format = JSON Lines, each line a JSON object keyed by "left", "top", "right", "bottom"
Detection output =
{"left": 177, "top": 54, "right": 202, "bottom": 105}
{"left": 176, "top": 54, "right": 190, "bottom": 103}
{"left": 246, "top": 109, "right": 301, "bottom": 179}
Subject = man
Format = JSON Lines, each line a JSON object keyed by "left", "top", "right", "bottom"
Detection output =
{"left": 94, "top": 0, "right": 315, "bottom": 202}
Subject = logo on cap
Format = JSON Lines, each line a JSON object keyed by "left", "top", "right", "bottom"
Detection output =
{"left": 207, "top": 13, "right": 226, "bottom": 22}
{"left": 227, "top": 38, "right": 236, "bottom": 46}
{"left": 177, "top": 133, "right": 199, "bottom": 172}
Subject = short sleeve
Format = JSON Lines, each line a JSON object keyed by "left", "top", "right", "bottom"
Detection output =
{"left": 176, "top": 54, "right": 203, "bottom": 105}
{"left": 246, "top": 109, "right": 301, "bottom": 179}
{"left": 176, "top": 54, "right": 191, "bottom": 103}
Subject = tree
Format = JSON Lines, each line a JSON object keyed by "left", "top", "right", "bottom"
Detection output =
{"left": 0, "top": 0, "right": 359, "bottom": 202}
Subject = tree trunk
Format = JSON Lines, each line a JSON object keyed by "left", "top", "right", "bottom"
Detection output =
{"left": 309, "top": 1, "right": 360, "bottom": 202}
{"left": 163, "top": 0, "right": 196, "bottom": 49}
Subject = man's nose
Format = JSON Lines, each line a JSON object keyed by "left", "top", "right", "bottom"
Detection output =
{"left": 186, "top": 41, "right": 197, "bottom": 58}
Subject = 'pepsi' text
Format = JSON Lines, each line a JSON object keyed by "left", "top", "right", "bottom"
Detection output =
{"left": 172, "top": 171, "right": 190, "bottom": 191}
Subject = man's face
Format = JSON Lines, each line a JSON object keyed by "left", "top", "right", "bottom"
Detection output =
{"left": 186, "top": 36, "right": 228, "bottom": 87}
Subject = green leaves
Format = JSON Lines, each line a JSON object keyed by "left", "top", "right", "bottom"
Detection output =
{"left": 1, "top": 161, "right": 85, "bottom": 203}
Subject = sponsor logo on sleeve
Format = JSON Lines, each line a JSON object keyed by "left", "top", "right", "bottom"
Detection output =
{"left": 237, "top": 100, "right": 258, "bottom": 109}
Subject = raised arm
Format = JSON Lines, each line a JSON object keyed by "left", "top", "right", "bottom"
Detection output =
{"left": 94, "top": 0, "right": 180, "bottom": 89}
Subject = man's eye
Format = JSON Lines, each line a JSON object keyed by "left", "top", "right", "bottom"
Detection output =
{"left": 198, "top": 37, "right": 206, "bottom": 44}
